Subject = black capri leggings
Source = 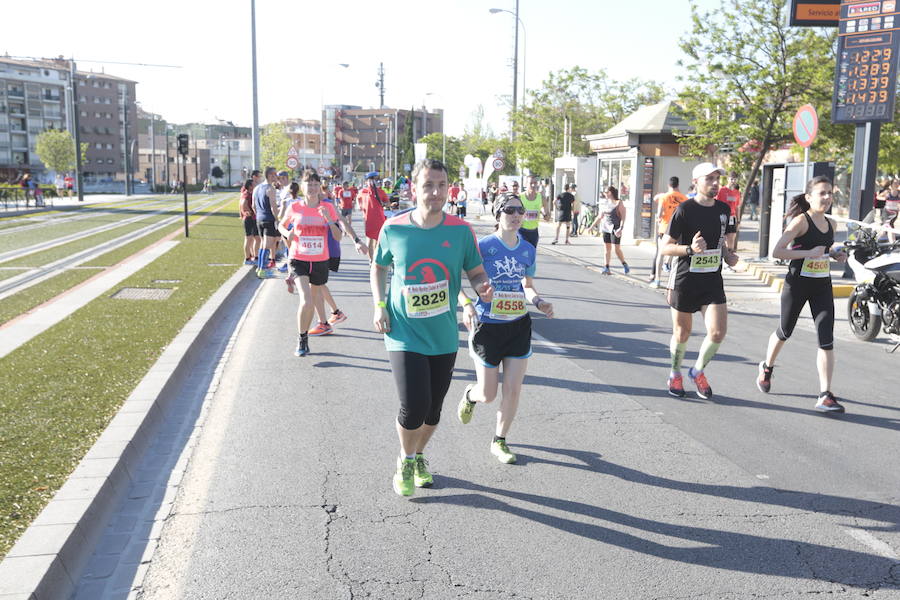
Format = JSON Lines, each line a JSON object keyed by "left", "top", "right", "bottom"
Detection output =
{"left": 776, "top": 279, "right": 835, "bottom": 350}
{"left": 389, "top": 351, "right": 457, "bottom": 430}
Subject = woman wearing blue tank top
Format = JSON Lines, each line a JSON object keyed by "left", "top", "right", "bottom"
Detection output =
{"left": 456, "top": 192, "right": 554, "bottom": 464}
{"left": 757, "top": 176, "right": 848, "bottom": 413}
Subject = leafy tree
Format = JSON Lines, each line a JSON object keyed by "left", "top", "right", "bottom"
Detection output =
{"left": 260, "top": 122, "right": 292, "bottom": 172}
{"left": 419, "top": 133, "right": 464, "bottom": 177}
{"left": 677, "top": 0, "right": 846, "bottom": 197}
{"left": 34, "top": 129, "right": 77, "bottom": 173}
{"left": 210, "top": 166, "right": 224, "bottom": 179}
{"left": 512, "top": 67, "right": 665, "bottom": 176}
{"left": 399, "top": 108, "right": 415, "bottom": 173}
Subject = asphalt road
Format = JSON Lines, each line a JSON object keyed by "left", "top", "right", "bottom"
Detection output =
{"left": 136, "top": 221, "right": 900, "bottom": 599}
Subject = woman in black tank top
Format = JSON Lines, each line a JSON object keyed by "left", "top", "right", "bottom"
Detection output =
{"left": 756, "top": 176, "right": 849, "bottom": 413}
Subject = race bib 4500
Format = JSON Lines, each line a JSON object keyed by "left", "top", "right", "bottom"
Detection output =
{"left": 800, "top": 257, "right": 830, "bottom": 278}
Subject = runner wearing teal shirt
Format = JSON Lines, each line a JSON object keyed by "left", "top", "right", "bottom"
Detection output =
{"left": 371, "top": 159, "right": 494, "bottom": 497}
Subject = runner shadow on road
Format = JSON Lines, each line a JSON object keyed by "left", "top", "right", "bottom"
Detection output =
{"left": 414, "top": 450, "right": 900, "bottom": 589}
{"left": 708, "top": 393, "right": 900, "bottom": 433}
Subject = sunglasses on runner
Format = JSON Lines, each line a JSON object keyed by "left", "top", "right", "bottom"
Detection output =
{"left": 500, "top": 206, "right": 526, "bottom": 215}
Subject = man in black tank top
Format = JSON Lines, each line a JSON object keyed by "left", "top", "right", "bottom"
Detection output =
{"left": 659, "top": 163, "right": 738, "bottom": 400}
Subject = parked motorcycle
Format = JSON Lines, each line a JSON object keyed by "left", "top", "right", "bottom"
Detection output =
{"left": 844, "top": 225, "right": 900, "bottom": 350}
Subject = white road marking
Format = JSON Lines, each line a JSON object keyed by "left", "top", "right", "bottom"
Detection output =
{"left": 532, "top": 331, "right": 566, "bottom": 354}
{"left": 844, "top": 528, "right": 900, "bottom": 560}
{"left": 755, "top": 474, "right": 770, "bottom": 480}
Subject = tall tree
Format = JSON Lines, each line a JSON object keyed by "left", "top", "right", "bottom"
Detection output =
{"left": 420, "top": 133, "right": 464, "bottom": 178}
{"left": 399, "top": 108, "right": 415, "bottom": 173}
{"left": 260, "top": 122, "right": 292, "bottom": 172}
{"left": 677, "top": 0, "right": 841, "bottom": 197}
{"left": 512, "top": 67, "right": 665, "bottom": 176}
{"left": 34, "top": 129, "right": 77, "bottom": 174}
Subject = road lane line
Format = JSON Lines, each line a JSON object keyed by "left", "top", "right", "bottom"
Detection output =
{"left": 844, "top": 528, "right": 900, "bottom": 560}
{"left": 532, "top": 331, "right": 566, "bottom": 354}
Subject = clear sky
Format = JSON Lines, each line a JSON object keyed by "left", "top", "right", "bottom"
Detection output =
{"left": 3, "top": 0, "right": 721, "bottom": 136}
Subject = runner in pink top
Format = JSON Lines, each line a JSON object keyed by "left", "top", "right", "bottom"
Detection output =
{"left": 278, "top": 170, "right": 342, "bottom": 357}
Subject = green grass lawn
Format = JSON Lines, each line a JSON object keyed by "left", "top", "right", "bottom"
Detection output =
{"left": 0, "top": 195, "right": 227, "bottom": 269}
{"left": 0, "top": 198, "right": 243, "bottom": 558}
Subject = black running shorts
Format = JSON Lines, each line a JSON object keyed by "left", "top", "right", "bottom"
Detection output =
{"left": 291, "top": 259, "right": 330, "bottom": 286}
{"left": 469, "top": 314, "right": 532, "bottom": 367}
{"left": 257, "top": 220, "right": 278, "bottom": 238}
{"left": 243, "top": 217, "right": 258, "bottom": 236}
{"left": 602, "top": 231, "right": 622, "bottom": 244}
{"left": 328, "top": 256, "right": 341, "bottom": 273}
{"left": 667, "top": 280, "right": 726, "bottom": 313}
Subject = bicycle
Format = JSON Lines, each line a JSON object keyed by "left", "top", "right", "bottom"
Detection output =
{"left": 578, "top": 202, "right": 599, "bottom": 236}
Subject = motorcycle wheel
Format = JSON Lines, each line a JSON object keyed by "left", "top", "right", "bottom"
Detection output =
{"left": 847, "top": 290, "right": 881, "bottom": 341}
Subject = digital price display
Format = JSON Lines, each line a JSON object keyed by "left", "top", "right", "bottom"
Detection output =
{"left": 832, "top": 0, "right": 900, "bottom": 123}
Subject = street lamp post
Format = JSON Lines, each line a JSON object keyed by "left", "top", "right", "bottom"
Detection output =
{"left": 250, "top": 0, "right": 260, "bottom": 170}
{"left": 68, "top": 59, "right": 84, "bottom": 202}
{"left": 489, "top": 4, "right": 526, "bottom": 139}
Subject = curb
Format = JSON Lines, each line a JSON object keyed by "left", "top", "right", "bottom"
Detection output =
{"left": 0, "top": 266, "right": 257, "bottom": 600}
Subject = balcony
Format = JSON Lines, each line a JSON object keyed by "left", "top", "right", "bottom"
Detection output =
{"left": 7, "top": 89, "right": 24, "bottom": 98}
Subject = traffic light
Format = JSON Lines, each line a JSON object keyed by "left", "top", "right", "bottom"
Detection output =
{"left": 177, "top": 134, "right": 189, "bottom": 157}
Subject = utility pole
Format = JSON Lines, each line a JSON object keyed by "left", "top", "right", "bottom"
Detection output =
{"left": 512, "top": 0, "right": 520, "bottom": 141}
{"left": 375, "top": 63, "right": 385, "bottom": 109}
{"left": 69, "top": 60, "right": 84, "bottom": 202}
{"left": 250, "top": 0, "right": 261, "bottom": 170}
{"left": 149, "top": 113, "right": 156, "bottom": 193}
{"left": 123, "top": 86, "right": 131, "bottom": 196}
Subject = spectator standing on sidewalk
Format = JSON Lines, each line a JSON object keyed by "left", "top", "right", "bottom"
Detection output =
{"left": 650, "top": 177, "right": 687, "bottom": 288}
{"left": 591, "top": 186, "right": 629, "bottom": 275}
{"left": 239, "top": 178, "right": 259, "bottom": 265}
{"left": 570, "top": 183, "right": 581, "bottom": 237}
{"left": 747, "top": 181, "right": 760, "bottom": 221}
{"left": 456, "top": 182, "right": 468, "bottom": 218}
{"left": 552, "top": 183, "right": 574, "bottom": 244}
{"left": 253, "top": 167, "right": 280, "bottom": 276}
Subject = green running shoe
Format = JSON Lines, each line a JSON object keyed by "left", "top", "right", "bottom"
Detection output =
{"left": 457, "top": 384, "right": 476, "bottom": 424}
{"left": 491, "top": 439, "right": 517, "bottom": 464}
{"left": 392, "top": 457, "right": 415, "bottom": 497}
{"left": 414, "top": 453, "right": 433, "bottom": 488}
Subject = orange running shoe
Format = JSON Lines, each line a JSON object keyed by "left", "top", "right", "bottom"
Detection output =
{"left": 667, "top": 373, "right": 685, "bottom": 398}
{"left": 308, "top": 322, "right": 333, "bottom": 336}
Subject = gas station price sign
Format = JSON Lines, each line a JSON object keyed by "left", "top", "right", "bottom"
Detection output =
{"left": 832, "top": 0, "right": 900, "bottom": 123}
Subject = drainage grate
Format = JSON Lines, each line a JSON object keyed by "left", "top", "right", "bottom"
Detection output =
{"left": 111, "top": 287, "right": 174, "bottom": 300}
{"left": 152, "top": 279, "right": 181, "bottom": 284}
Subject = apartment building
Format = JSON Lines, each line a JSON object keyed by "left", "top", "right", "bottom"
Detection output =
{"left": 327, "top": 105, "right": 443, "bottom": 179}
{"left": 0, "top": 58, "right": 68, "bottom": 181}
{"left": 0, "top": 56, "right": 138, "bottom": 186}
